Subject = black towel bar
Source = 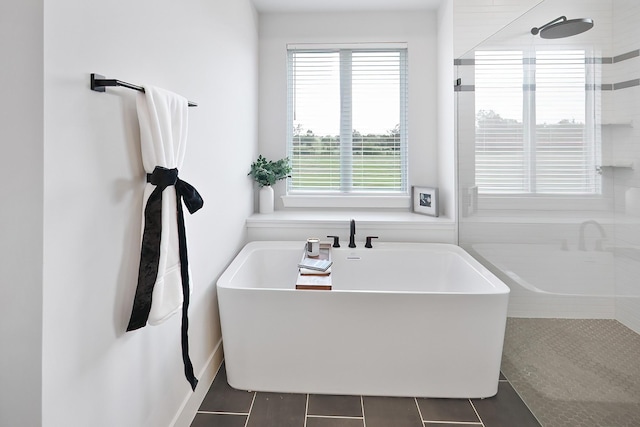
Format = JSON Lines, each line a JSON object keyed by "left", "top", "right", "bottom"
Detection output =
{"left": 90, "top": 73, "right": 198, "bottom": 107}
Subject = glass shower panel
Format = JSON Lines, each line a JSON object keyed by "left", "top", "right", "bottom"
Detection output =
{"left": 610, "top": 0, "right": 640, "bottom": 334}
{"left": 456, "top": 0, "right": 627, "bottom": 319}
{"left": 456, "top": 0, "right": 640, "bottom": 424}
{"left": 456, "top": 1, "right": 640, "bottom": 424}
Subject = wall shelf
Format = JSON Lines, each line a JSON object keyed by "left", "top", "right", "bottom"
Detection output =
{"left": 601, "top": 121, "right": 633, "bottom": 128}
{"left": 597, "top": 162, "right": 634, "bottom": 174}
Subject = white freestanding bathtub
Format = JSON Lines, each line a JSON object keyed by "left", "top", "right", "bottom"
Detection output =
{"left": 217, "top": 241, "right": 510, "bottom": 398}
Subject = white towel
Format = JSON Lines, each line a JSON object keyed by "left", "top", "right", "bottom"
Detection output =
{"left": 136, "top": 86, "right": 191, "bottom": 326}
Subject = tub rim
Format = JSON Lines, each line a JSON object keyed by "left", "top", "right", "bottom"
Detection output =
{"left": 217, "top": 241, "right": 510, "bottom": 295}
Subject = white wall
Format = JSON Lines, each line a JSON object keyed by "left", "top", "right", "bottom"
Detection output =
{"left": 258, "top": 10, "right": 439, "bottom": 212}
{"left": 41, "top": 1, "right": 258, "bottom": 426}
{"left": 453, "top": 0, "right": 543, "bottom": 58}
{"left": 0, "top": 1, "right": 44, "bottom": 426}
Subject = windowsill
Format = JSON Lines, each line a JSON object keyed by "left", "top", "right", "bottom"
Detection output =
{"left": 247, "top": 209, "right": 455, "bottom": 230}
{"left": 281, "top": 194, "right": 411, "bottom": 209}
{"left": 461, "top": 210, "right": 618, "bottom": 224}
{"left": 476, "top": 195, "right": 613, "bottom": 212}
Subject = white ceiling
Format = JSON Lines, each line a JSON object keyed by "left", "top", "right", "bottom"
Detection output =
{"left": 251, "top": 0, "right": 442, "bottom": 13}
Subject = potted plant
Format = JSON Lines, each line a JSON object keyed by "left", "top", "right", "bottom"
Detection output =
{"left": 248, "top": 155, "right": 291, "bottom": 213}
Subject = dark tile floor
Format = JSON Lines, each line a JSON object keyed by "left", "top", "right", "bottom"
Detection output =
{"left": 191, "top": 363, "right": 540, "bottom": 427}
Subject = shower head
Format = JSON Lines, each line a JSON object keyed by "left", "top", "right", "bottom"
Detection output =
{"left": 531, "top": 16, "right": 594, "bottom": 39}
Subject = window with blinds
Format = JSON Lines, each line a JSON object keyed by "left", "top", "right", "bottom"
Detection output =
{"left": 287, "top": 46, "right": 408, "bottom": 194}
{"left": 475, "top": 50, "right": 599, "bottom": 195}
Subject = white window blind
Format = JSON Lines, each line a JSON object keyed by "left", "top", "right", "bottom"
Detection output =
{"left": 475, "top": 51, "right": 525, "bottom": 194}
{"left": 287, "top": 47, "right": 408, "bottom": 194}
{"left": 475, "top": 50, "right": 599, "bottom": 195}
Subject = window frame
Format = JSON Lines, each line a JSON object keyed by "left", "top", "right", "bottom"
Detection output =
{"left": 284, "top": 44, "right": 409, "bottom": 207}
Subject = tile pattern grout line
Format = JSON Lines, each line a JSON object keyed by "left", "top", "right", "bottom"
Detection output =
{"left": 422, "top": 422, "right": 482, "bottom": 425}
{"left": 304, "top": 394, "right": 309, "bottom": 427}
{"left": 194, "top": 367, "right": 528, "bottom": 426}
{"left": 414, "top": 397, "right": 426, "bottom": 424}
{"left": 361, "top": 395, "right": 367, "bottom": 427}
{"left": 469, "top": 398, "right": 486, "bottom": 427}
{"left": 307, "top": 414, "right": 365, "bottom": 419}
{"left": 417, "top": 396, "right": 484, "bottom": 426}
{"left": 242, "top": 391, "right": 256, "bottom": 427}
{"left": 197, "top": 410, "right": 250, "bottom": 416}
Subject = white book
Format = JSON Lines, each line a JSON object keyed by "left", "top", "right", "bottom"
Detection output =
{"left": 298, "top": 258, "right": 332, "bottom": 272}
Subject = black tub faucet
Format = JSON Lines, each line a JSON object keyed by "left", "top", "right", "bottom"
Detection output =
{"left": 327, "top": 235, "right": 340, "bottom": 248}
{"left": 349, "top": 219, "right": 356, "bottom": 248}
{"left": 365, "top": 236, "right": 378, "bottom": 248}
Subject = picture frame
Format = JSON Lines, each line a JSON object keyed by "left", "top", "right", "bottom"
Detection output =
{"left": 412, "top": 186, "right": 439, "bottom": 217}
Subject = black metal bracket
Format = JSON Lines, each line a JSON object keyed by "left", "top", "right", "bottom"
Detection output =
{"left": 91, "top": 73, "right": 107, "bottom": 92}
{"left": 90, "top": 73, "right": 198, "bottom": 107}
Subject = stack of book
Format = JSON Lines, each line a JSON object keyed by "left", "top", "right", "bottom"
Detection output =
{"left": 298, "top": 258, "right": 332, "bottom": 273}
{"left": 296, "top": 244, "right": 332, "bottom": 290}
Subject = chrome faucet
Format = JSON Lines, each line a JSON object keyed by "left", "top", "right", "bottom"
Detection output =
{"left": 578, "top": 220, "right": 607, "bottom": 251}
{"left": 349, "top": 219, "right": 356, "bottom": 248}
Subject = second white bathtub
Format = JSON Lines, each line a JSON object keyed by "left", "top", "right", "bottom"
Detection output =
{"left": 217, "top": 241, "right": 510, "bottom": 398}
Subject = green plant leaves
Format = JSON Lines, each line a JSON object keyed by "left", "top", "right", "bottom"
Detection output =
{"left": 248, "top": 155, "right": 292, "bottom": 187}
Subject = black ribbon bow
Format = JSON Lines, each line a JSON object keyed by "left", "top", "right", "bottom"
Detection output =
{"left": 127, "top": 166, "right": 204, "bottom": 391}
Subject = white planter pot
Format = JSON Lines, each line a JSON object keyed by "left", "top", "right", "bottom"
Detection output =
{"left": 259, "top": 186, "right": 274, "bottom": 214}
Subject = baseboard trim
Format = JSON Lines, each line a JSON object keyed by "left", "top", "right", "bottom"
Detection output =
{"left": 170, "top": 338, "right": 224, "bottom": 427}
